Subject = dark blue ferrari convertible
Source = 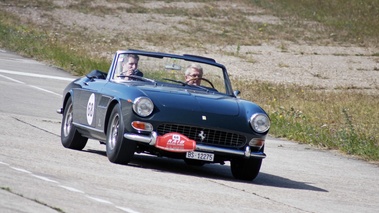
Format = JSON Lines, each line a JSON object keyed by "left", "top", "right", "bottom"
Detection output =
{"left": 57, "top": 49, "right": 270, "bottom": 181}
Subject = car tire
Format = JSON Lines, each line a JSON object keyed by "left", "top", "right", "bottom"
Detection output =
{"left": 61, "top": 97, "right": 88, "bottom": 150}
{"left": 106, "top": 104, "right": 136, "bottom": 164}
{"left": 231, "top": 158, "right": 262, "bottom": 181}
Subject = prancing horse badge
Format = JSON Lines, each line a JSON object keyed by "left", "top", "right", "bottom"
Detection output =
{"left": 198, "top": 131, "right": 206, "bottom": 142}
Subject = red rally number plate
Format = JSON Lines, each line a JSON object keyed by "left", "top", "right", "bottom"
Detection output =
{"left": 155, "top": 132, "right": 196, "bottom": 153}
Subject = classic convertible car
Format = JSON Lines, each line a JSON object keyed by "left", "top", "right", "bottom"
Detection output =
{"left": 57, "top": 49, "right": 270, "bottom": 181}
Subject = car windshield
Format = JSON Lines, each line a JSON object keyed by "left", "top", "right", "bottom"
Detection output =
{"left": 112, "top": 53, "right": 230, "bottom": 94}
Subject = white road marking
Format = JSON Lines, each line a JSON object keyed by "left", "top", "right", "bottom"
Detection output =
{"left": 0, "top": 73, "right": 62, "bottom": 97}
{"left": 31, "top": 174, "right": 60, "bottom": 183}
{"left": 0, "top": 74, "right": 26, "bottom": 84}
{"left": 29, "top": 85, "right": 62, "bottom": 96}
{"left": 116, "top": 206, "right": 141, "bottom": 213}
{"left": 0, "top": 161, "right": 10, "bottom": 166}
{"left": 0, "top": 69, "right": 75, "bottom": 81}
{"left": 2, "top": 161, "right": 140, "bottom": 212}
{"left": 86, "top": 195, "right": 113, "bottom": 204}
{"left": 0, "top": 52, "right": 140, "bottom": 212}
{"left": 10, "top": 166, "right": 32, "bottom": 174}
{"left": 58, "top": 185, "right": 85, "bottom": 193}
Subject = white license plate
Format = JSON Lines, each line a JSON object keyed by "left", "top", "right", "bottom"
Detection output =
{"left": 186, "top": 151, "right": 214, "bottom": 162}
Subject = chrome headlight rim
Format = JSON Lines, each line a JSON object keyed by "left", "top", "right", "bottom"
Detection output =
{"left": 250, "top": 113, "right": 270, "bottom": 133}
{"left": 132, "top": 97, "right": 154, "bottom": 117}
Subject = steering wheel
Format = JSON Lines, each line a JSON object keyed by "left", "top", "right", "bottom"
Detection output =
{"left": 186, "top": 77, "right": 215, "bottom": 89}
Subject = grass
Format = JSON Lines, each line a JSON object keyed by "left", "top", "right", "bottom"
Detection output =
{"left": 234, "top": 80, "right": 379, "bottom": 161}
{"left": 0, "top": 10, "right": 109, "bottom": 76}
{"left": 0, "top": 0, "right": 378, "bottom": 161}
{"left": 252, "top": 0, "right": 379, "bottom": 47}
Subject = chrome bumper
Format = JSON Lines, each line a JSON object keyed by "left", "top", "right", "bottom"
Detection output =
{"left": 56, "top": 108, "right": 63, "bottom": 114}
{"left": 124, "top": 132, "right": 266, "bottom": 159}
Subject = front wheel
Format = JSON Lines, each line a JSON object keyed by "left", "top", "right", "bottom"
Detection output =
{"left": 231, "top": 158, "right": 262, "bottom": 181}
{"left": 61, "top": 97, "right": 88, "bottom": 150}
{"left": 106, "top": 104, "right": 136, "bottom": 164}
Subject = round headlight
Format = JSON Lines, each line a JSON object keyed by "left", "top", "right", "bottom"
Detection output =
{"left": 250, "top": 113, "right": 270, "bottom": 133}
{"left": 132, "top": 97, "right": 154, "bottom": 117}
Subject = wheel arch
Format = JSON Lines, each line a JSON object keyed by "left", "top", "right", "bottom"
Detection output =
{"left": 104, "top": 99, "right": 121, "bottom": 135}
{"left": 62, "top": 92, "right": 73, "bottom": 113}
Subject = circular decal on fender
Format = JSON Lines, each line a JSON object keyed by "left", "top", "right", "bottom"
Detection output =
{"left": 87, "top": 93, "right": 95, "bottom": 125}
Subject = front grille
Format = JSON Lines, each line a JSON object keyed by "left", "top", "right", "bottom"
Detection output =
{"left": 157, "top": 124, "right": 246, "bottom": 148}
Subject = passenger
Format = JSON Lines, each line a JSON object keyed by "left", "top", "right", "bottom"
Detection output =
{"left": 121, "top": 54, "right": 143, "bottom": 78}
{"left": 185, "top": 63, "right": 203, "bottom": 85}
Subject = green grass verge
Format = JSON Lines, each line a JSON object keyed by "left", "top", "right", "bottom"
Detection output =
{"left": 0, "top": 12, "right": 109, "bottom": 75}
{"left": 234, "top": 80, "right": 379, "bottom": 161}
{"left": 252, "top": 0, "right": 379, "bottom": 46}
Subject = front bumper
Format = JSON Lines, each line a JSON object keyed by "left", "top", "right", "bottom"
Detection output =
{"left": 124, "top": 131, "right": 266, "bottom": 159}
{"left": 57, "top": 108, "right": 63, "bottom": 114}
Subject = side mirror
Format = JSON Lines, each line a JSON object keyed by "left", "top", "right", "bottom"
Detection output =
{"left": 233, "top": 90, "right": 241, "bottom": 98}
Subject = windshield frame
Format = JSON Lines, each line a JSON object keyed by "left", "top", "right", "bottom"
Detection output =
{"left": 108, "top": 49, "right": 234, "bottom": 96}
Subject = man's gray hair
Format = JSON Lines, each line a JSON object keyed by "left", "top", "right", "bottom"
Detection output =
{"left": 185, "top": 63, "right": 203, "bottom": 76}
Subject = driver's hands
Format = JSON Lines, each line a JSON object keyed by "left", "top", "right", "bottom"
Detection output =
{"left": 125, "top": 69, "right": 134, "bottom": 76}
{"left": 187, "top": 77, "right": 201, "bottom": 85}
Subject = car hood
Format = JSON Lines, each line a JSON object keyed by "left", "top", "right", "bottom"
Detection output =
{"left": 142, "top": 87, "right": 239, "bottom": 116}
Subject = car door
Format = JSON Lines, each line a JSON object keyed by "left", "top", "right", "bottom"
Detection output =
{"left": 72, "top": 79, "right": 110, "bottom": 133}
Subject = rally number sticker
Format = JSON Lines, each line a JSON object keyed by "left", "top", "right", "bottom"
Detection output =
{"left": 86, "top": 93, "right": 95, "bottom": 125}
{"left": 155, "top": 132, "right": 196, "bottom": 152}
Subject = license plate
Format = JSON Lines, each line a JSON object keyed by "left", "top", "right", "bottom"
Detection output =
{"left": 186, "top": 151, "right": 214, "bottom": 162}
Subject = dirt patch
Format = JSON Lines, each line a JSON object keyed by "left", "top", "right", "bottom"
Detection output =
{"left": 1, "top": 0, "right": 378, "bottom": 93}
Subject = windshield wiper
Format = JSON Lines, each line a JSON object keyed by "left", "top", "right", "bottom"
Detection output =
{"left": 163, "top": 78, "right": 187, "bottom": 86}
{"left": 163, "top": 78, "right": 209, "bottom": 92}
{"left": 118, "top": 75, "right": 156, "bottom": 84}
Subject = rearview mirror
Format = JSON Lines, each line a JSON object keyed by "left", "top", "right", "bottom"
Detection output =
{"left": 165, "top": 64, "right": 182, "bottom": 70}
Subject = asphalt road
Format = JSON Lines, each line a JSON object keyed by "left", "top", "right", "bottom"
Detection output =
{"left": 0, "top": 49, "right": 378, "bottom": 213}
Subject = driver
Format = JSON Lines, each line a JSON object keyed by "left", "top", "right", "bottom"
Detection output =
{"left": 185, "top": 63, "right": 203, "bottom": 85}
{"left": 121, "top": 54, "right": 143, "bottom": 78}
